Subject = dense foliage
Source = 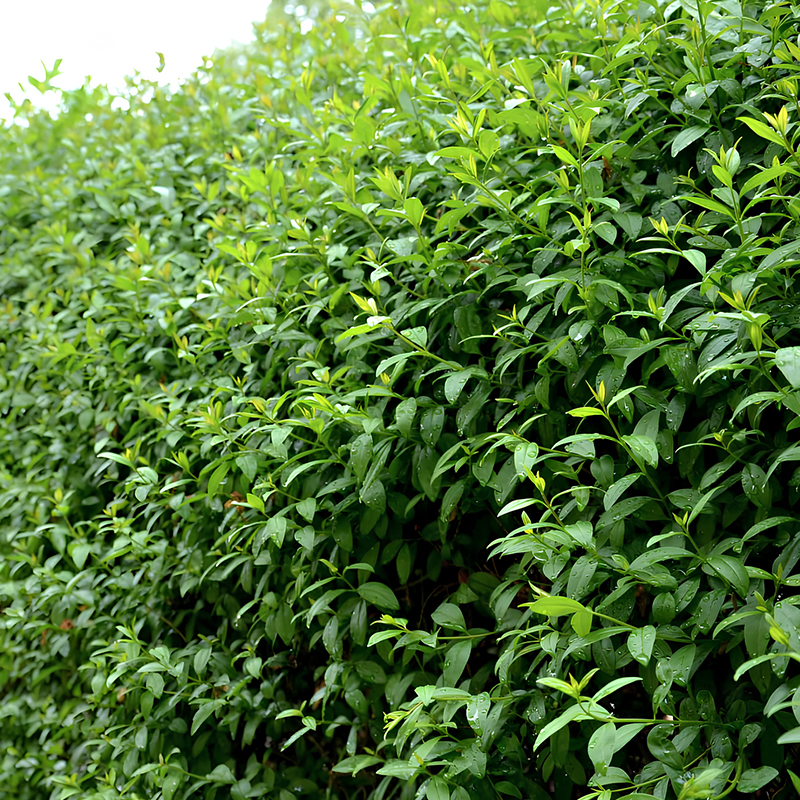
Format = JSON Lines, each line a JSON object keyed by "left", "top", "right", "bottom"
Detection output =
{"left": 3, "top": 0, "right": 800, "bottom": 798}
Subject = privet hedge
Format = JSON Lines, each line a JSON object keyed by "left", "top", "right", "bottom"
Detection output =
{"left": 2, "top": 0, "right": 800, "bottom": 798}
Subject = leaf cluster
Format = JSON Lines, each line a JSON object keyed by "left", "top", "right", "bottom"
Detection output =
{"left": 2, "top": 1, "right": 800, "bottom": 799}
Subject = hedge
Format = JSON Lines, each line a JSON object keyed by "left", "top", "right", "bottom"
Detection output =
{"left": 2, "top": 0, "right": 800, "bottom": 798}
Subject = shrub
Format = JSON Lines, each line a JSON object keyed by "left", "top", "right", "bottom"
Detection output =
{"left": 2, "top": 1, "right": 800, "bottom": 799}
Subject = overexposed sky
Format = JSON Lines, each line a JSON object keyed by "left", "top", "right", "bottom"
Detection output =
{"left": 0, "top": 0, "right": 272, "bottom": 117}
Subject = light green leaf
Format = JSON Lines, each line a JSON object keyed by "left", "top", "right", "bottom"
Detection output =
{"left": 551, "top": 144, "right": 579, "bottom": 167}
{"left": 572, "top": 610, "right": 593, "bottom": 637}
{"left": 526, "top": 596, "right": 588, "bottom": 616}
{"left": 567, "top": 407, "right": 607, "bottom": 418}
{"left": 737, "top": 116, "right": 786, "bottom": 147}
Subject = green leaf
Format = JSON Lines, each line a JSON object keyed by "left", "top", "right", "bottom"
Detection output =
{"left": 236, "top": 454, "right": 257, "bottom": 482}
{"left": 646, "top": 725, "right": 682, "bottom": 770}
{"left": 71, "top": 542, "right": 91, "bottom": 569}
{"left": 775, "top": 347, "right": 800, "bottom": 388}
{"left": 682, "top": 249, "right": 706, "bottom": 275}
{"left": 194, "top": 647, "right": 211, "bottom": 676}
{"left": 350, "top": 433, "right": 373, "bottom": 483}
{"left": 670, "top": 644, "right": 697, "bottom": 687}
{"left": 766, "top": 442, "right": 800, "bottom": 479}
{"left": 533, "top": 704, "right": 585, "bottom": 751}
{"left": 627, "top": 626, "right": 656, "bottom": 666}
{"left": 513, "top": 442, "right": 539, "bottom": 476}
{"left": 431, "top": 603, "right": 467, "bottom": 632}
{"left": 612, "top": 211, "right": 643, "bottom": 240}
{"left": 357, "top": 582, "right": 400, "bottom": 610}
{"left": 565, "top": 521, "right": 593, "bottom": 548}
{"left": 442, "top": 639, "right": 472, "bottom": 686}
{"left": 332, "top": 755, "right": 383, "bottom": 775}
{"left": 684, "top": 195, "right": 735, "bottom": 217}
{"left": 207, "top": 462, "right": 229, "bottom": 497}
{"left": 281, "top": 726, "right": 312, "bottom": 750}
{"left": 494, "top": 781, "right": 521, "bottom": 798}
{"left": 439, "top": 480, "right": 465, "bottom": 522}
{"left": 587, "top": 722, "right": 617, "bottom": 772}
{"left": 336, "top": 322, "right": 385, "bottom": 341}
{"left": 427, "top": 776, "right": 450, "bottom": 800}
{"left": 567, "top": 407, "right": 607, "bottom": 418}
{"left": 400, "top": 326, "right": 428, "bottom": 349}
{"left": 421, "top": 406, "right": 445, "bottom": 447}
{"left": 162, "top": 772, "right": 182, "bottom": 800}
{"left": 367, "top": 629, "right": 402, "bottom": 646}
{"left": 191, "top": 700, "right": 221, "bottom": 735}
{"left": 404, "top": 197, "right": 425, "bottom": 228}
{"left": 670, "top": 125, "right": 709, "bottom": 157}
{"left": 360, "top": 478, "right": 386, "bottom": 512}
{"left": 207, "top": 764, "right": 236, "bottom": 783}
{"left": 436, "top": 146, "right": 483, "bottom": 160}
{"left": 621, "top": 435, "right": 659, "bottom": 467}
{"left": 395, "top": 397, "right": 417, "bottom": 437}
{"left": 445, "top": 369, "right": 473, "bottom": 403}
{"left": 296, "top": 497, "right": 316, "bottom": 522}
{"left": 604, "top": 473, "right": 643, "bottom": 511}
{"left": 738, "top": 767, "right": 778, "bottom": 793}
{"left": 146, "top": 672, "right": 165, "bottom": 699}
{"left": 741, "top": 162, "right": 796, "bottom": 195}
{"left": 704, "top": 555, "right": 750, "bottom": 597}
{"left": 592, "top": 677, "right": 642, "bottom": 703}
{"left": 266, "top": 515, "right": 287, "bottom": 548}
{"left": 594, "top": 221, "right": 617, "bottom": 244}
{"left": 377, "top": 760, "right": 419, "bottom": 779}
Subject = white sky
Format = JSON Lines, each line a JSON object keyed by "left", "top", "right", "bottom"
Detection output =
{"left": 0, "top": 0, "right": 272, "bottom": 118}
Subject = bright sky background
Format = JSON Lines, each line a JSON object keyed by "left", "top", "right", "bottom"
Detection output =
{"left": 0, "top": 0, "right": 273, "bottom": 118}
